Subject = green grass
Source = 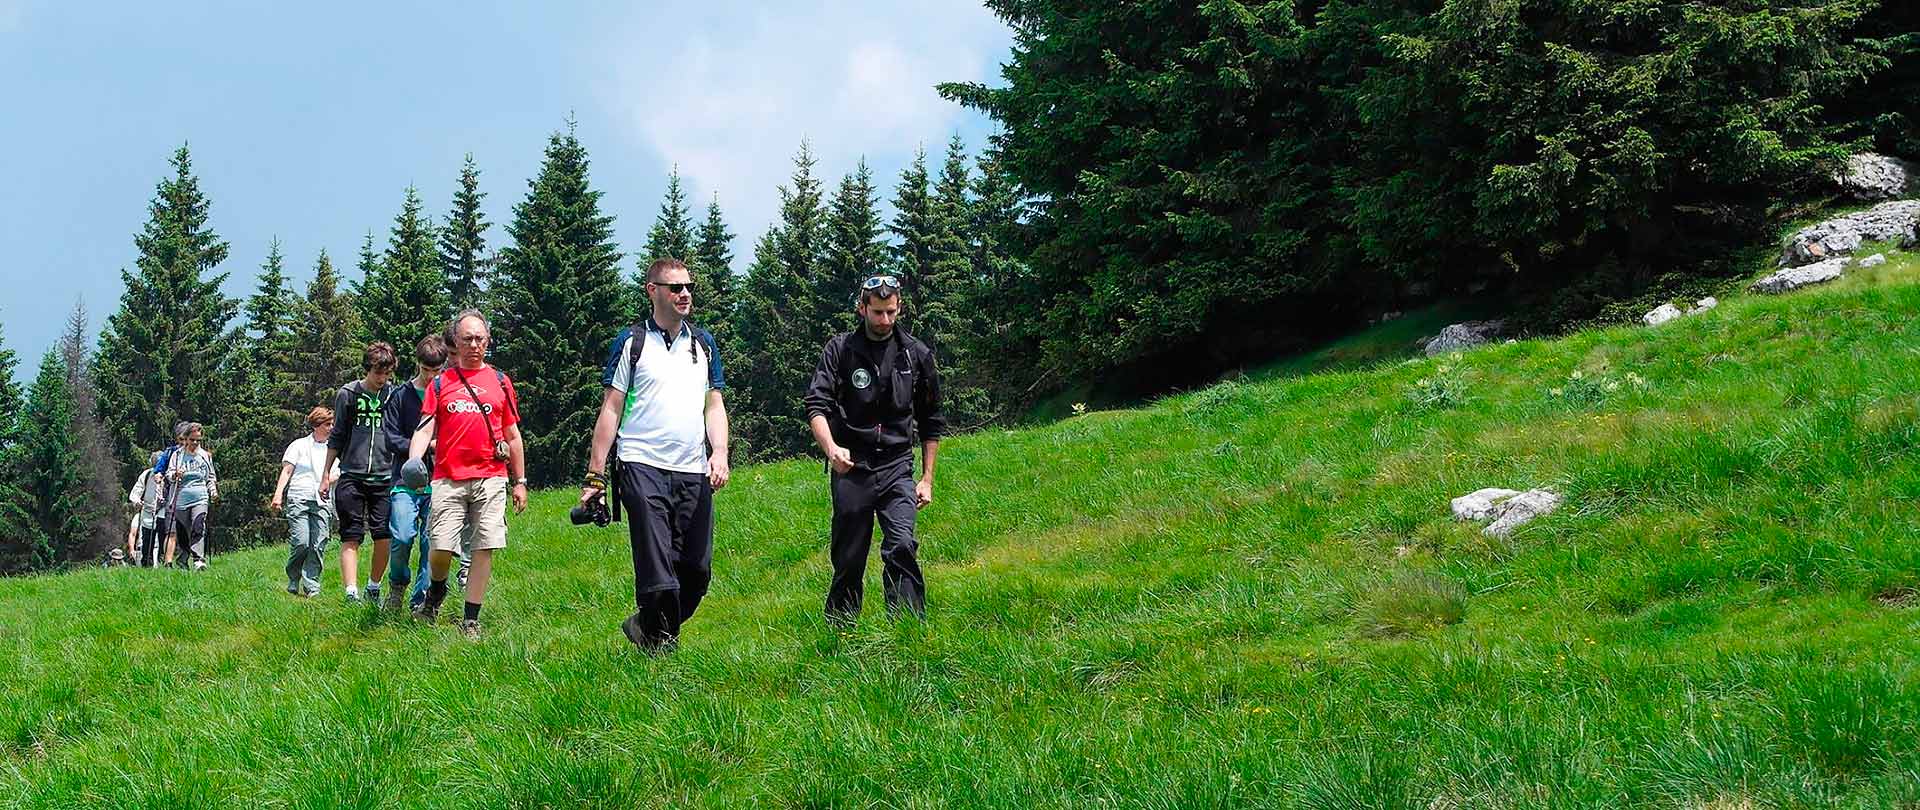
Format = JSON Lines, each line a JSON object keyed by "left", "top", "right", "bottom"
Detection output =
{"left": 5, "top": 249, "right": 1920, "bottom": 808}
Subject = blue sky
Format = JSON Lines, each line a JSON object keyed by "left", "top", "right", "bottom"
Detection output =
{"left": 0, "top": 1, "right": 1013, "bottom": 380}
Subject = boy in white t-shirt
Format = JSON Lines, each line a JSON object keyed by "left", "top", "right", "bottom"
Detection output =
{"left": 271, "top": 407, "right": 340, "bottom": 596}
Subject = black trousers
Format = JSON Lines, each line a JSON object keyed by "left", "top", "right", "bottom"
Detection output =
{"left": 827, "top": 454, "right": 924, "bottom": 621}
{"left": 619, "top": 462, "right": 714, "bottom": 647}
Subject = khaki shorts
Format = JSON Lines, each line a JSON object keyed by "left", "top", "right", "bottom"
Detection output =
{"left": 428, "top": 477, "right": 508, "bottom": 553}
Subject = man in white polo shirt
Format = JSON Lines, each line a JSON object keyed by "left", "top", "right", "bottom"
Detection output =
{"left": 581, "top": 258, "right": 731, "bottom": 653}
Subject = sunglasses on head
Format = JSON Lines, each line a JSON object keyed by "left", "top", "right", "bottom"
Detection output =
{"left": 860, "top": 275, "right": 901, "bottom": 291}
{"left": 652, "top": 281, "right": 695, "bottom": 294}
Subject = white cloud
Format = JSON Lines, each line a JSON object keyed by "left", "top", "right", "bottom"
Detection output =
{"left": 599, "top": 2, "right": 1011, "bottom": 258}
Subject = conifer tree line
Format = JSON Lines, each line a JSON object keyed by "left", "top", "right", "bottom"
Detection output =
{"left": 0, "top": 122, "right": 1026, "bottom": 572}
{"left": 941, "top": 0, "right": 1918, "bottom": 380}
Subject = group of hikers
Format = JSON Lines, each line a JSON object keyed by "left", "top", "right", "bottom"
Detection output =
{"left": 122, "top": 421, "right": 220, "bottom": 570}
{"left": 124, "top": 258, "right": 945, "bottom": 651}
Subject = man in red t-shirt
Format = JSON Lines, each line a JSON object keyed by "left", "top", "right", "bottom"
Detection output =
{"left": 407, "top": 309, "right": 529, "bottom": 639}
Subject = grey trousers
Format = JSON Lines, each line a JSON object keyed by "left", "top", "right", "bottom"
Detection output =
{"left": 284, "top": 499, "right": 330, "bottom": 594}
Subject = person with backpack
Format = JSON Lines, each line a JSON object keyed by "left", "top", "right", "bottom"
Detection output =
{"left": 161, "top": 422, "right": 219, "bottom": 570}
{"left": 382, "top": 333, "right": 453, "bottom": 611}
{"left": 323, "top": 342, "right": 402, "bottom": 605}
{"left": 579, "top": 258, "right": 730, "bottom": 653}
{"left": 271, "top": 406, "right": 339, "bottom": 597}
{"left": 803, "top": 275, "right": 946, "bottom": 624}
{"left": 406, "top": 309, "right": 527, "bottom": 640}
{"left": 126, "top": 450, "right": 163, "bottom": 567}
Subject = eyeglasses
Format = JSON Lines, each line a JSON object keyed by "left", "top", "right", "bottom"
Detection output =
{"left": 652, "top": 281, "right": 696, "bottom": 294}
{"left": 860, "top": 276, "right": 901, "bottom": 291}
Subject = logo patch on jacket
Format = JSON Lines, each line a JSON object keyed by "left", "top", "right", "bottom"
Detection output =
{"left": 851, "top": 368, "right": 873, "bottom": 389}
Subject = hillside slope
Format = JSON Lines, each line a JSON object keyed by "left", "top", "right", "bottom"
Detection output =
{"left": 3, "top": 252, "right": 1919, "bottom": 809}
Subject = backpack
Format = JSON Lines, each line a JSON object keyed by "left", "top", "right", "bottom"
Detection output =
{"left": 617, "top": 320, "right": 705, "bottom": 413}
{"left": 152, "top": 444, "right": 177, "bottom": 475}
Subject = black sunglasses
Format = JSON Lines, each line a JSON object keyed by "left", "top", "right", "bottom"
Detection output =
{"left": 652, "top": 281, "right": 696, "bottom": 294}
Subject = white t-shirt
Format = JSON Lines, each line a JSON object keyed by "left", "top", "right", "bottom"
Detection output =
{"left": 603, "top": 321, "right": 725, "bottom": 474}
{"left": 281, "top": 435, "right": 336, "bottom": 502}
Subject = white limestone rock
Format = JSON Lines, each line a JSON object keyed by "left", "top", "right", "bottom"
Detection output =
{"left": 1751, "top": 257, "right": 1849, "bottom": 294}
{"left": 1780, "top": 200, "right": 1920, "bottom": 266}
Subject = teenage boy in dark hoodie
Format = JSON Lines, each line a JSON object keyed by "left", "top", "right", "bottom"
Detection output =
{"left": 324, "top": 342, "right": 401, "bottom": 604}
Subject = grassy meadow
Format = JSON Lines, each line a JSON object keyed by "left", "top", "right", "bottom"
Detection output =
{"left": 3, "top": 248, "right": 1919, "bottom": 808}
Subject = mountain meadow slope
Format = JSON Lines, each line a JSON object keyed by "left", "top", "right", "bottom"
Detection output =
{"left": 4, "top": 251, "right": 1920, "bottom": 808}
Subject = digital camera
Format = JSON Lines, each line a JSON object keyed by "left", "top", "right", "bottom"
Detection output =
{"left": 570, "top": 498, "right": 610, "bottom": 527}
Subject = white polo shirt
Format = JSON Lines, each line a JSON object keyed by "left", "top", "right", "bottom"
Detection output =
{"left": 601, "top": 319, "right": 726, "bottom": 474}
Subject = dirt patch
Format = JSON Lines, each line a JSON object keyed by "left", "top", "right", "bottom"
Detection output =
{"left": 1874, "top": 585, "right": 1918, "bottom": 609}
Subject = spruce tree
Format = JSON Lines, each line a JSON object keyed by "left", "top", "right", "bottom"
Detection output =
{"left": 637, "top": 168, "right": 697, "bottom": 318}
{"left": 920, "top": 135, "right": 976, "bottom": 359}
{"left": 729, "top": 227, "right": 796, "bottom": 461}
{"left": 4, "top": 351, "right": 79, "bottom": 573}
{"left": 358, "top": 187, "right": 450, "bottom": 350}
{"left": 889, "top": 148, "right": 936, "bottom": 306}
{"left": 289, "top": 250, "right": 361, "bottom": 410}
{"left": 217, "top": 242, "right": 308, "bottom": 549}
{"left": 440, "top": 154, "right": 492, "bottom": 308}
{"left": 0, "top": 318, "right": 23, "bottom": 451}
{"left": 60, "top": 304, "right": 126, "bottom": 561}
{"left": 693, "top": 194, "right": 739, "bottom": 346}
{"left": 93, "top": 145, "right": 237, "bottom": 468}
{"left": 491, "top": 121, "right": 626, "bottom": 485}
{"left": 731, "top": 143, "right": 830, "bottom": 460}
{"left": 0, "top": 320, "right": 31, "bottom": 570}
{"left": 821, "top": 159, "right": 886, "bottom": 336}
{"left": 243, "top": 238, "right": 302, "bottom": 414}
{"left": 644, "top": 168, "right": 696, "bottom": 263}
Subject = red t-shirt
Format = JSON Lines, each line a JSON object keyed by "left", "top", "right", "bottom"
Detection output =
{"left": 421, "top": 364, "right": 520, "bottom": 482}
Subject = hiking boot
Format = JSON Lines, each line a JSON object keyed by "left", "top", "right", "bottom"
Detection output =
{"left": 364, "top": 582, "right": 382, "bottom": 605}
{"left": 458, "top": 619, "right": 482, "bottom": 641}
{"left": 382, "top": 587, "right": 405, "bottom": 611}
{"left": 621, "top": 613, "right": 676, "bottom": 654}
{"left": 412, "top": 601, "right": 439, "bottom": 625}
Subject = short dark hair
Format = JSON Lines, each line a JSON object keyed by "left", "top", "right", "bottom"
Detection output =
{"left": 858, "top": 284, "right": 900, "bottom": 306}
{"left": 414, "top": 334, "right": 447, "bottom": 368}
{"left": 646, "top": 258, "right": 690, "bottom": 282}
{"left": 362, "top": 341, "right": 398, "bottom": 372}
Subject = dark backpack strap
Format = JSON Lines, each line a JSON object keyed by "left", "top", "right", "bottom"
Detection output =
{"left": 494, "top": 368, "right": 519, "bottom": 421}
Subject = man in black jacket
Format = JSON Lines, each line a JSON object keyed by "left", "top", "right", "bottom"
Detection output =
{"left": 803, "top": 275, "right": 946, "bottom": 624}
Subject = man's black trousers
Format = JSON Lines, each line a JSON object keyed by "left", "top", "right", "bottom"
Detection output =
{"left": 827, "top": 454, "right": 924, "bottom": 621}
{"left": 618, "top": 462, "right": 714, "bottom": 647}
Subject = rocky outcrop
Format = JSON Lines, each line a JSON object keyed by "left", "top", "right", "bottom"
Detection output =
{"left": 1422, "top": 320, "right": 1507, "bottom": 356}
{"left": 1751, "top": 257, "right": 1849, "bottom": 294}
{"left": 1837, "top": 154, "right": 1915, "bottom": 201}
{"left": 1780, "top": 201, "right": 1920, "bottom": 267}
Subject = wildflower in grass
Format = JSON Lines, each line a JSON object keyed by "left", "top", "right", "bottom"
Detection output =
{"left": 1071, "top": 402, "right": 1088, "bottom": 417}
{"left": 1406, "top": 362, "right": 1470, "bottom": 412}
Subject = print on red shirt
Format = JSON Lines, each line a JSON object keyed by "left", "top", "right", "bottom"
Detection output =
{"left": 420, "top": 365, "right": 519, "bottom": 482}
